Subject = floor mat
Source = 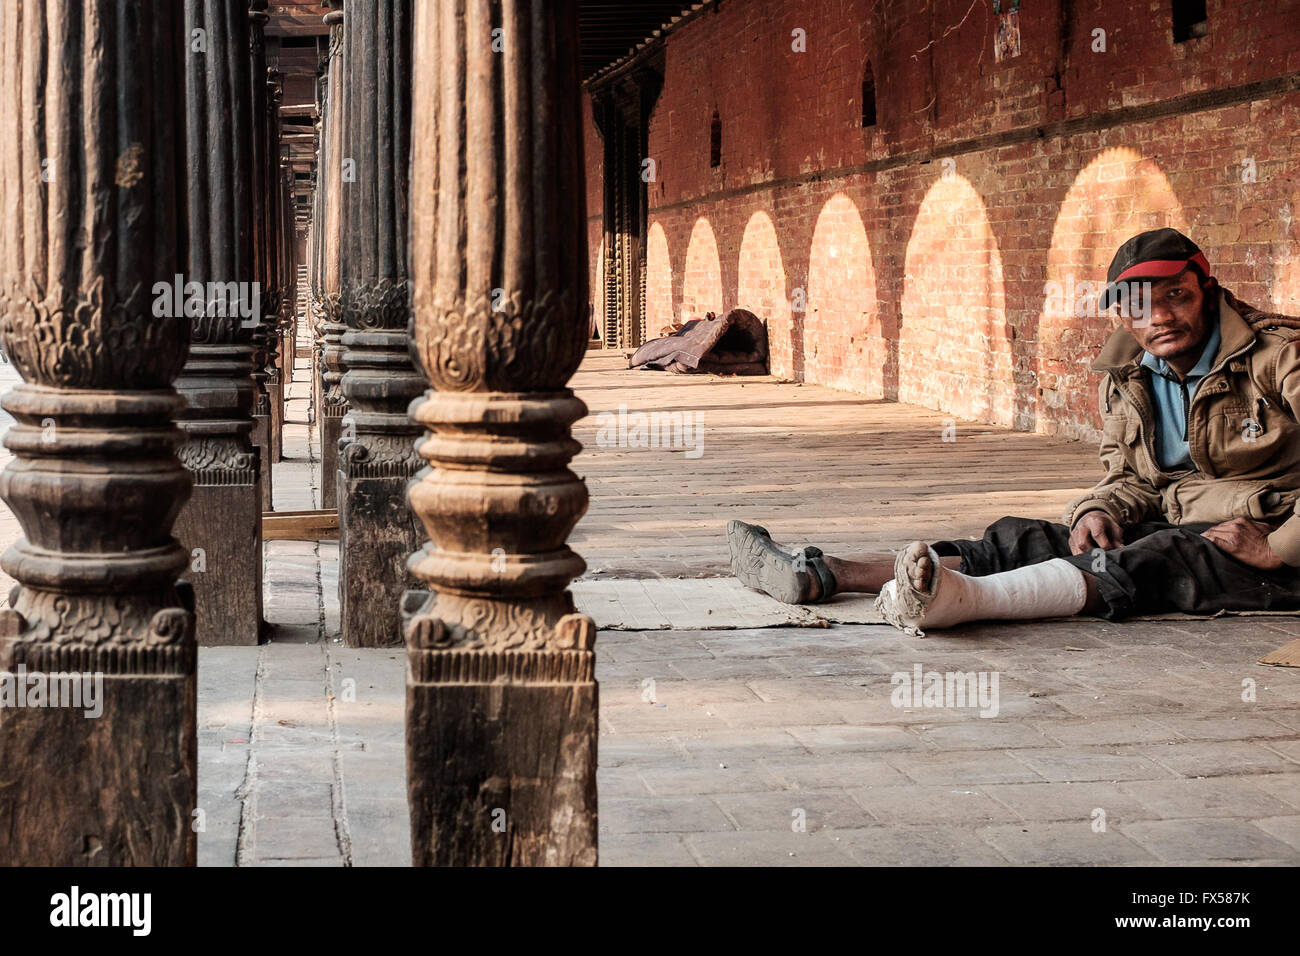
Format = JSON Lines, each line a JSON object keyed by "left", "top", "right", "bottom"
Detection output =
{"left": 572, "top": 577, "right": 1300, "bottom": 631}
{"left": 1259, "top": 638, "right": 1300, "bottom": 668}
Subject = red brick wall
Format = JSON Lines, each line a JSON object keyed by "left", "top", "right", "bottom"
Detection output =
{"left": 583, "top": 0, "right": 1300, "bottom": 438}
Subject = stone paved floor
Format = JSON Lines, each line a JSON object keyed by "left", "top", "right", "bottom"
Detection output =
{"left": 196, "top": 346, "right": 409, "bottom": 866}
{"left": 4, "top": 343, "right": 1300, "bottom": 865}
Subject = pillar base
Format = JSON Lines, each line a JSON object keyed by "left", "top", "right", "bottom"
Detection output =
{"left": 321, "top": 406, "right": 345, "bottom": 509}
{"left": 0, "top": 595, "right": 197, "bottom": 867}
{"left": 0, "top": 672, "right": 197, "bottom": 865}
{"left": 267, "top": 378, "right": 284, "bottom": 465}
{"left": 175, "top": 482, "right": 263, "bottom": 646}
{"left": 340, "top": 472, "right": 421, "bottom": 647}
{"left": 276, "top": 329, "right": 290, "bottom": 385}
{"left": 406, "top": 677, "right": 597, "bottom": 866}
{"left": 402, "top": 590, "right": 598, "bottom": 866}
{"left": 252, "top": 409, "right": 272, "bottom": 512}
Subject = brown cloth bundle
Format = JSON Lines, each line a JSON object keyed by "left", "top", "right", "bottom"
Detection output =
{"left": 629, "top": 308, "right": 768, "bottom": 375}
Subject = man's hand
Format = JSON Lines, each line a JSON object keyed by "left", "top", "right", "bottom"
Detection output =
{"left": 1070, "top": 510, "right": 1124, "bottom": 555}
{"left": 1202, "top": 517, "right": 1285, "bottom": 571}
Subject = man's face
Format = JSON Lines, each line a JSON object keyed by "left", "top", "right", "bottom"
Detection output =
{"left": 1117, "top": 269, "right": 1210, "bottom": 362}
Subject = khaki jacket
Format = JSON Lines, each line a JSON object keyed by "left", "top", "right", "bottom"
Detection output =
{"left": 1063, "top": 290, "right": 1300, "bottom": 566}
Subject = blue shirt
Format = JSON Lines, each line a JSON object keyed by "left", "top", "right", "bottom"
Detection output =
{"left": 1139, "top": 320, "right": 1222, "bottom": 471}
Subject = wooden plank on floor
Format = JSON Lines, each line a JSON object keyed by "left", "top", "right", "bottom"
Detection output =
{"left": 263, "top": 509, "right": 339, "bottom": 540}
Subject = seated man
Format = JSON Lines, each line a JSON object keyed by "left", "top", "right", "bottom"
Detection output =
{"left": 728, "top": 228, "right": 1300, "bottom": 635}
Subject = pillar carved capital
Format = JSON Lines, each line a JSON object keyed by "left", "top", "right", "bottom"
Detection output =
{"left": 413, "top": 288, "right": 586, "bottom": 394}
{"left": 341, "top": 277, "right": 412, "bottom": 332}
{"left": 1, "top": 277, "right": 190, "bottom": 389}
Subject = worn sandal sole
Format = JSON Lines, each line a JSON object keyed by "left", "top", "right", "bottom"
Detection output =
{"left": 727, "top": 519, "right": 819, "bottom": 605}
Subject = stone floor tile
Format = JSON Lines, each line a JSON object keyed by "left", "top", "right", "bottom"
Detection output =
{"left": 686, "top": 830, "right": 856, "bottom": 866}
{"left": 980, "top": 822, "right": 1155, "bottom": 865}
{"left": 834, "top": 826, "right": 1010, "bottom": 866}
{"left": 599, "top": 796, "right": 735, "bottom": 834}
{"left": 1249, "top": 816, "right": 1300, "bottom": 853}
{"left": 1119, "top": 776, "right": 1300, "bottom": 820}
{"left": 1009, "top": 748, "right": 1175, "bottom": 783}
{"left": 851, "top": 785, "right": 1022, "bottom": 825}
{"left": 918, "top": 720, "right": 1059, "bottom": 751}
{"left": 982, "top": 781, "right": 1153, "bottom": 825}
{"left": 712, "top": 789, "right": 875, "bottom": 831}
{"left": 786, "top": 724, "right": 921, "bottom": 753}
{"left": 1147, "top": 714, "right": 1297, "bottom": 741}
{"left": 1037, "top": 716, "right": 1182, "bottom": 747}
{"left": 675, "top": 728, "right": 810, "bottom": 761}
{"left": 884, "top": 751, "right": 1046, "bottom": 786}
{"left": 636, "top": 761, "right": 781, "bottom": 796}
{"left": 758, "top": 754, "right": 910, "bottom": 791}
{"left": 599, "top": 833, "right": 700, "bottom": 867}
{"left": 1119, "top": 819, "right": 1300, "bottom": 862}
{"left": 1134, "top": 741, "right": 1299, "bottom": 777}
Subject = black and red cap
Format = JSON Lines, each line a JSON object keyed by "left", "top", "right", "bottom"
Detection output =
{"left": 1099, "top": 228, "right": 1211, "bottom": 309}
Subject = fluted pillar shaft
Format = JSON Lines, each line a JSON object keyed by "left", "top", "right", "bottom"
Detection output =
{"left": 248, "top": 0, "right": 275, "bottom": 510}
{"left": 262, "top": 69, "right": 286, "bottom": 466}
{"left": 173, "top": 0, "right": 265, "bottom": 647}
{"left": 319, "top": 0, "right": 350, "bottom": 511}
{"left": 278, "top": 164, "right": 297, "bottom": 390}
{"left": 404, "top": 0, "right": 596, "bottom": 866}
{"left": 0, "top": 0, "right": 196, "bottom": 863}
{"left": 337, "top": 0, "right": 423, "bottom": 648}
{"left": 308, "top": 58, "right": 327, "bottom": 428}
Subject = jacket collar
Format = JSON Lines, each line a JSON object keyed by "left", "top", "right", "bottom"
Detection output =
{"left": 1091, "top": 289, "right": 1256, "bottom": 376}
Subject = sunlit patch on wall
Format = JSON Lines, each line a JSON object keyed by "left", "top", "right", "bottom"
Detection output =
{"left": 1041, "top": 147, "right": 1186, "bottom": 440}
{"left": 682, "top": 217, "right": 723, "bottom": 321}
{"left": 645, "top": 221, "right": 674, "bottom": 332}
{"left": 806, "top": 192, "right": 881, "bottom": 395}
{"left": 900, "top": 176, "right": 1012, "bottom": 426}
{"left": 737, "top": 211, "right": 791, "bottom": 377}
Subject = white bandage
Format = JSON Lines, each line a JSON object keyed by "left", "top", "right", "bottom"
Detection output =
{"left": 875, "top": 545, "right": 1089, "bottom": 636}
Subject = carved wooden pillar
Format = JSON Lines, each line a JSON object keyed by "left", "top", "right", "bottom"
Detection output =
{"left": 404, "top": 0, "right": 597, "bottom": 866}
{"left": 319, "top": 0, "right": 350, "bottom": 512}
{"left": 173, "top": 0, "right": 264, "bottom": 648}
{"left": 263, "top": 67, "right": 286, "bottom": 466}
{"left": 278, "top": 164, "right": 296, "bottom": 395}
{"left": 248, "top": 0, "right": 274, "bottom": 510}
{"left": 337, "top": 0, "right": 423, "bottom": 648}
{"left": 274, "top": 78, "right": 295, "bottom": 392}
{"left": 308, "top": 55, "right": 327, "bottom": 429}
{"left": 0, "top": 0, "right": 196, "bottom": 864}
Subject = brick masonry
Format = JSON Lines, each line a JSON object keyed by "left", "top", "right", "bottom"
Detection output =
{"left": 583, "top": 0, "right": 1300, "bottom": 440}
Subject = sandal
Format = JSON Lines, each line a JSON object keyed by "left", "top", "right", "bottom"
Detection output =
{"left": 726, "top": 520, "right": 837, "bottom": 605}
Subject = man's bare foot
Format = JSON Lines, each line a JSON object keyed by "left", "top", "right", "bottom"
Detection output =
{"left": 903, "top": 540, "right": 935, "bottom": 594}
{"left": 874, "top": 540, "right": 943, "bottom": 636}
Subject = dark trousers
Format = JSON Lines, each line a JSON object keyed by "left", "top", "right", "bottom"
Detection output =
{"left": 934, "top": 516, "right": 1300, "bottom": 620}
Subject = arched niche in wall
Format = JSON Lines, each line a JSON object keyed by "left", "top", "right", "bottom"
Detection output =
{"left": 682, "top": 216, "right": 723, "bottom": 321}
{"left": 1041, "top": 147, "right": 1187, "bottom": 439}
{"left": 645, "top": 221, "right": 674, "bottom": 332}
{"left": 806, "top": 192, "right": 882, "bottom": 396}
{"left": 737, "top": 210, "right": 791, "bottom": 377}
{"left": 899, "top": 175, "right": 1013, "bottom": 426}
